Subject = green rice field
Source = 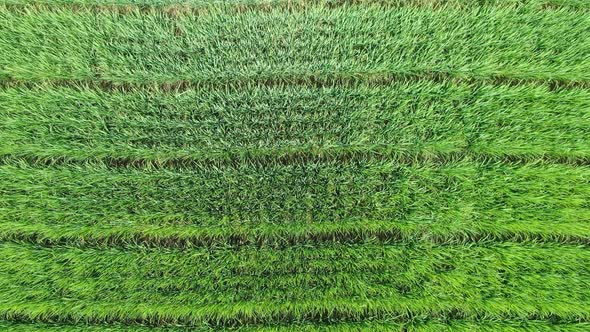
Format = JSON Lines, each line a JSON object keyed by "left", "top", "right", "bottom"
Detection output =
{"left": 0, "top": 0, "right": 589, "bottom": 330}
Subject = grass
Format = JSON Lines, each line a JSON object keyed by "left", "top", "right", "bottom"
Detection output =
{"left": 0, "top": 242, "right": 589, "bottom": 325}
{"left": 1, "top": 160, "right": 589, "bottom": 246}
{"left": 0, "top": 0, "right": 589, "bottom": 330}
{"left": 2, "top": 321, "right": 590, "bottom": 331}
{"left": 1, "top": 2, "right": 590, "bottom": 83}
{"left": 1, "top": 80, "right": 589, "bottom": 161}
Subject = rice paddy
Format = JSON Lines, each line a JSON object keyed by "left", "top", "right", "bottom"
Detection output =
{"left": 0, "top": 0, "right": 589, "bottom": 330}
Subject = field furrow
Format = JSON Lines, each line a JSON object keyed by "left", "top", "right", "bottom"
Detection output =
{"left": 2, "top": 320, "right": 590, "bottom": 331}
{"left": 2, "top": 321, "right": 590, "bottom": 331}
{"left": 3, "top": 0, "right": 590, "bottom": 10}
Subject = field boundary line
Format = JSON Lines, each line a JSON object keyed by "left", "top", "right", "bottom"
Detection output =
{"left": 1, "top": 149, "right": 588, "bottom": 170}
{"left": 0, "top": 224, "right": 588, "bottom": 249}
{"left": 1, "top": 71, "right": 590, "bottom": 93}
{"left": 2, "top": 0, "right": 589, "bottom": 16}
{"left": 0, "top": 303, "right": 587, "bottom": 328}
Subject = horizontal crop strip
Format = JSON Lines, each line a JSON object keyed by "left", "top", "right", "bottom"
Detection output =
{"left": 1, "top": 4, "right": 589, "bottom": 83}
{"left": 1, "top": 160, "right": 588, "bottom": 246}
{"left": 0, "top": 242, "right": 588, "bottom": 325}
{"left": 2, "top": 81, "right": 589, "bottom": 161}
{"left": 2, "top": 320, "right": 590, "bottom": 332}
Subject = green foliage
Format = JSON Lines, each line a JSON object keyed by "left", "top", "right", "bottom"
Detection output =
{"left": 0, "top": 0, "right": 588, "bottom": 330}
{"left": 1, "top": 320, "right": 590, "bottom": 331}
{"left": 0, "top": 242, "right": 589, "bottom": 325}
{"left": 1, "top": 2, "right": 590, "bottom": 82}
{"left": 1, "top": 81, "right": 589, "bottom": 160}
{"left": 0, "top": 160, "right": 589, "bottom": 246}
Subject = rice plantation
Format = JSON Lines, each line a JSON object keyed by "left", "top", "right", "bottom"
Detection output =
{"left": 0, "top": 0, "right": 589, "bottom": 330}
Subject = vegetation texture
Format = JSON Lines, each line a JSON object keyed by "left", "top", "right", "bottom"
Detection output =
{"left": 0, "top": 0, "right": 589, "bottom": 331}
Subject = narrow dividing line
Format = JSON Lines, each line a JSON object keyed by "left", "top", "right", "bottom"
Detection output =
{"left": 1, "top": 225, "right": 588, "bottom": 249}
{"left": 2, "top": 0, "right": 589, "bottom": 17}
{"left": 2, "top": 71, "right": 589, "bottom": 93}
{"left": 1, "top": 149, "right": 588, "bottom": 171}
{"left": 0, "top": 305, "right": 586, "bottom": 329}
{"left": 0, "top": 319, "right": 584, "bottom": 331}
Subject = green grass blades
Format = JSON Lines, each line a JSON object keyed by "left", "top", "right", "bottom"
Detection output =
{"left": 2, "top": 320, "right": 590, "bottom": 332}
{"left": 0, "top": 242, "right": 588, "bottom": 325}
{"left": 1, "top": 3, "right": 589, "bottom": 83}
{"left": 1, "top": 80, "right": 589, "bottom": 161}
{"left": 1, "top": 0, "right": 589, "bottom": 330}
{"left": 2, "top": 0, "right": 590, "bottom": 9}
{"left": 0, "top": 160, "right": 588, "bottom": 246}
